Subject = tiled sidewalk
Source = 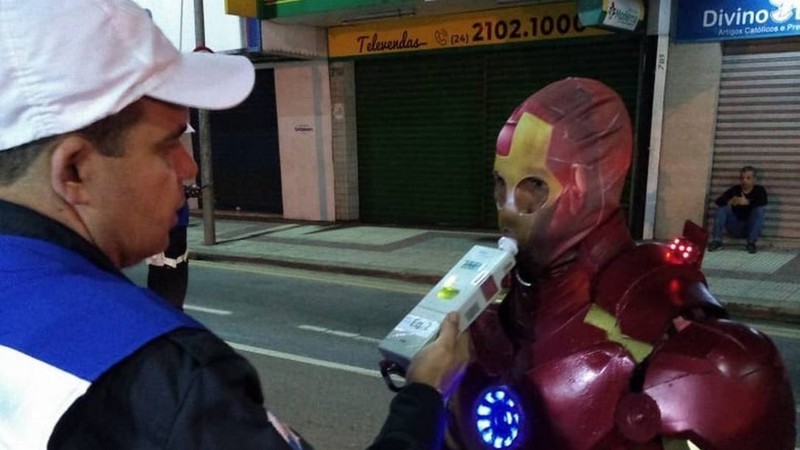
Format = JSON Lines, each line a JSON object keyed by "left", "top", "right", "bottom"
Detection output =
{"left": 188, "top": 218, "right": 800, "bottom": 323}
{"left": 702, "top": 248, "right": 800, "bottom": 321}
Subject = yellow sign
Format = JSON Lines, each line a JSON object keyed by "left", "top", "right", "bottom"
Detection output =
{"left": 328, "top": 3, "right": 608, "bottom": 58}
{"left": 225, "top": 0, "right": 257, "bottom": 18}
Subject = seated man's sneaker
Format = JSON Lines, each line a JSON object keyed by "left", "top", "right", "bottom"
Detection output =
{"left": 746, "top": 242, "right": 757, "bottom": 254}
{"left": 708, "top": 241, "right": 722, "bottom": 251}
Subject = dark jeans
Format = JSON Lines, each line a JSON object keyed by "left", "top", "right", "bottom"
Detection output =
{"left": 712, "top": 205, "right": 765, "bottom": 244}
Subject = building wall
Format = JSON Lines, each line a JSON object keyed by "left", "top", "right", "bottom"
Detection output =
{"left": 655, "top": 42, "right": 721, "bottom": 239}
{"left": 329, "top": 61, "right": 359, "bottom": 221}
{"left": 274, "top": 61, "right": 336, "bottom": 221}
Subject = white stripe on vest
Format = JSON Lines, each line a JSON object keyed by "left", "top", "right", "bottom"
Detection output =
{"left": 0, "top": 345, "right": 90, "bottom": 450}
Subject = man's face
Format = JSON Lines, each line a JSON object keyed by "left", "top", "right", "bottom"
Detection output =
{"left": 740, "top": 170, "right": 755, "bottom": 191}
{"left": 87, "top": 98, "right": 196, "bottom": 268}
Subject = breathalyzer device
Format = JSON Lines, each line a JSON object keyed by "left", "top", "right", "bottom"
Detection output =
{"left": 378, "top": 237, "right": 517, "bottom": 390}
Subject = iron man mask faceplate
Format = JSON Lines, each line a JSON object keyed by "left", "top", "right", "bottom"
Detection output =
{"left": 494, "top": 78, "right": 633, "bottom": 275}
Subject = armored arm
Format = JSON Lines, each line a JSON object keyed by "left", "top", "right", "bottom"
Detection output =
{"left": 631, "top": 316, "right": 796, "bottom": 449}
{"left": 596, "top": 238, "right": 795, "bottom": 449}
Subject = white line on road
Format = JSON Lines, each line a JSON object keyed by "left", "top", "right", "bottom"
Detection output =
{"left": 298, "top": 324, "right": 381, "bottom": 344}
{"left": 184, "top": 304, "right": 232, "bottom": 315}
{"left": 227, "top": 341, "right": 381, "bottom": 378}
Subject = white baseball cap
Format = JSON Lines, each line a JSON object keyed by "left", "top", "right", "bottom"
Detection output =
{"left": 0, "top": 0, "right": 255, "bottom": 151}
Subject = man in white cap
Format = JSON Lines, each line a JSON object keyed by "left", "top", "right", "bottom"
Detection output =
{"left": 0, "top": 1, "right": 469, "bottom": 449}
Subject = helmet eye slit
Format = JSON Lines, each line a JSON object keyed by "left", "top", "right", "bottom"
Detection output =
{"left": 514, "top": 177, "right": 549, "bottom": 214}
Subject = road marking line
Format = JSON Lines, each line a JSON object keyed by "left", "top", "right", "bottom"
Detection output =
{"left": 227, "top": 341, "right": 381, "bottom": 378}
{"left": 184, "top": 304, "right": 232, "bottom": 315}
{"left": 298, "top": 324, "right": 381, "bottom": 344}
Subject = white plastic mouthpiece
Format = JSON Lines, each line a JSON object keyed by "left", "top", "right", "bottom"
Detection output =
{"left": 497, "top": 236, "right": 518, "bottom": 256}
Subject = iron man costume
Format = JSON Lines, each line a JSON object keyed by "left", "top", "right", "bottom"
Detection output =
{"left": 445, "top": 78, "right": 795, "bottom": 450}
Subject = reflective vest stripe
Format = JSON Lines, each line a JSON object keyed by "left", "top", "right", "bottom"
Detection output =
{"left": 0, "top": 345, "right": 90, "bottom": 450}
{"left": 146, "top": 249, "right": 190, "bottom": 268}
{"left": 0, "top": 235, "right": 202, "bottom": 449}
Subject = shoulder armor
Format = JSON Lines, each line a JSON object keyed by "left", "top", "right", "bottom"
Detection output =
{"left": 594, "top": 242, "right": 725, "bottom": 344}
{"left": 640, "top": 318, "right": 796, "bottom": 449}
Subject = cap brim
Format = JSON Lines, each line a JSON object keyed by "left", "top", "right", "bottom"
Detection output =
{"left": 148, "top": 52, "right": 255, "bottom": 110}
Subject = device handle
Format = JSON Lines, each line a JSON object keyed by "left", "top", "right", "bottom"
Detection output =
{"left": 379, "top": 359, "right": 406, "bottom": 393}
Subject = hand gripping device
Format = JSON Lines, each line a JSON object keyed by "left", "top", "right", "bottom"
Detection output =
{"left": 378, "top": 237, "right": 517, "bottom": 391}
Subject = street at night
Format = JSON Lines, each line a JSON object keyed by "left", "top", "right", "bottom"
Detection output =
{"left": 127, "top": 260, "right": 800, "bottom": 450}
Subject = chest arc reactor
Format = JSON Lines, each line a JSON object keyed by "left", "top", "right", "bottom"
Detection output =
{"left": 473, "top": 385, "right": 525, "bottom": 449}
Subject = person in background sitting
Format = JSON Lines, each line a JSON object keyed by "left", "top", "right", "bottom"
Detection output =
{"left": 708, "top": 165, "right": 768, "bottom": 254}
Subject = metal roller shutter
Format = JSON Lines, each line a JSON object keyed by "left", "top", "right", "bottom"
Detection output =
{"left": 356, "top": 52, "right": 487, "bottom": 228}
{"left": 710, "top": 43, "right": 800, "bottom": 240}
{"left": 356, "top": 36, "right": 643, "bottom": 229}
{"left": 207, "top": 69, "right": 283, "bottom": 214}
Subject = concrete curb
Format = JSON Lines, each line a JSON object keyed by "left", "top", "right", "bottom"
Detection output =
{"left": 190, "top": 251, "right": 800, "bottom": 325}
{"left": 719, "top": 295, "right": 800, "bottom": 325}
{"left": 189, "top": 250, "right": 442, "bottom": 285}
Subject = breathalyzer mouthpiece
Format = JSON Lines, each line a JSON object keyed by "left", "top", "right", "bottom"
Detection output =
{"left": 497, "top": 237, "right": 518, "bottom": 256}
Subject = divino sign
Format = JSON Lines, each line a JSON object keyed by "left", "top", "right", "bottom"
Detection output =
{"left": 675, "top": 0, "right": 800, "bottom": 42}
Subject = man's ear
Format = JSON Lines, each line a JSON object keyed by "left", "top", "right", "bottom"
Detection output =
{"left": 50, "top": 136, "right": 94, "bottom": 205}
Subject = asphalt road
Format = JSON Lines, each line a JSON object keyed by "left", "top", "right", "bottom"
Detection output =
{"left": 125, "top": 260, "right": 800, "bottom": 450}
{"left": 126, "top": 261, "right": 424, "bottom": 449}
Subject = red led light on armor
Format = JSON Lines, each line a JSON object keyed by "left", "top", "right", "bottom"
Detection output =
{"left": 666, "top": 236, "right": 699, "bottom": 265}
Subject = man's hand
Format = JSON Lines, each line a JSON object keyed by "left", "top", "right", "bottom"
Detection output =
{"left": 405, "top": 312, "right": 470, "bottom": 397}
{"left": 730, "top": 194, "right": 749, "bottom": 206}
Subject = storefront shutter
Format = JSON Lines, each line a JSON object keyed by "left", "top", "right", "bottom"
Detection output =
{"left": 356, "top": 52, "right": 488, "bottom": 228}
{"left": 356, "top": 35, "right": 642, "bottom": 229}
{"left": 205, "top": 69, "right": 283, "bottom": 214}
{"left": 710, "top": 43, "right": 800, "bottom": 240}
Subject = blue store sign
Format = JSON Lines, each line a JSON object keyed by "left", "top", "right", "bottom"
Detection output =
{"left": 676, "top": 0, "right": 800, "bottom": 42}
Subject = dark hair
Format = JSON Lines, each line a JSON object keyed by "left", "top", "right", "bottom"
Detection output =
{"left": 741, "top": 165, "right": 757, "bottom": 177}
{"left": 78, "top": 102, "right": 144, "bottom": 157}
{"left": 0, "top": 137, "right": 58, "bottom": 187}
{"left": 0, "top": 102, "right": 143, "bottom": 186}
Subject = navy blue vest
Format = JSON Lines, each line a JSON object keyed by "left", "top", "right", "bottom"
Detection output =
{"left": 0, "top": 235, "right": 201, "bottom": 449}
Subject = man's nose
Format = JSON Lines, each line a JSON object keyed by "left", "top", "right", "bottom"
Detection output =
{"left": 174, "top": 147, "right": 198, "bottom": 181}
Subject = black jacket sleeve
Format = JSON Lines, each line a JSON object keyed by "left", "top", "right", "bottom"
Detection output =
{"left": 367, "top": 383, "right": 445, "bottom": 450}
{"left": 49, "top": 329, "right": 305, "bottom": 450}
{"left": 714, "top": 185, "right": 739, "bottom": 206}
{"left": 749, "top": 185, "right": 768, "bottom": 207}
{"left": 49, "top": 328, "right": 445, "bottom": 450}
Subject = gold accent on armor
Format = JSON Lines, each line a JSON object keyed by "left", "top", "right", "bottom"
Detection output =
{"left": 494, "top": 113, "right": 563, "bottom": 202}
{"left": 583, "top": 304, "right": 654, "bottom": 363}
{"left": 663, "top": 438, "right": 702, "bottom": 450}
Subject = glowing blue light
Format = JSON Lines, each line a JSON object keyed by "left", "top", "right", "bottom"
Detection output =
{"left": 474, "top": 386, "right": 524, "bottom": 449}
